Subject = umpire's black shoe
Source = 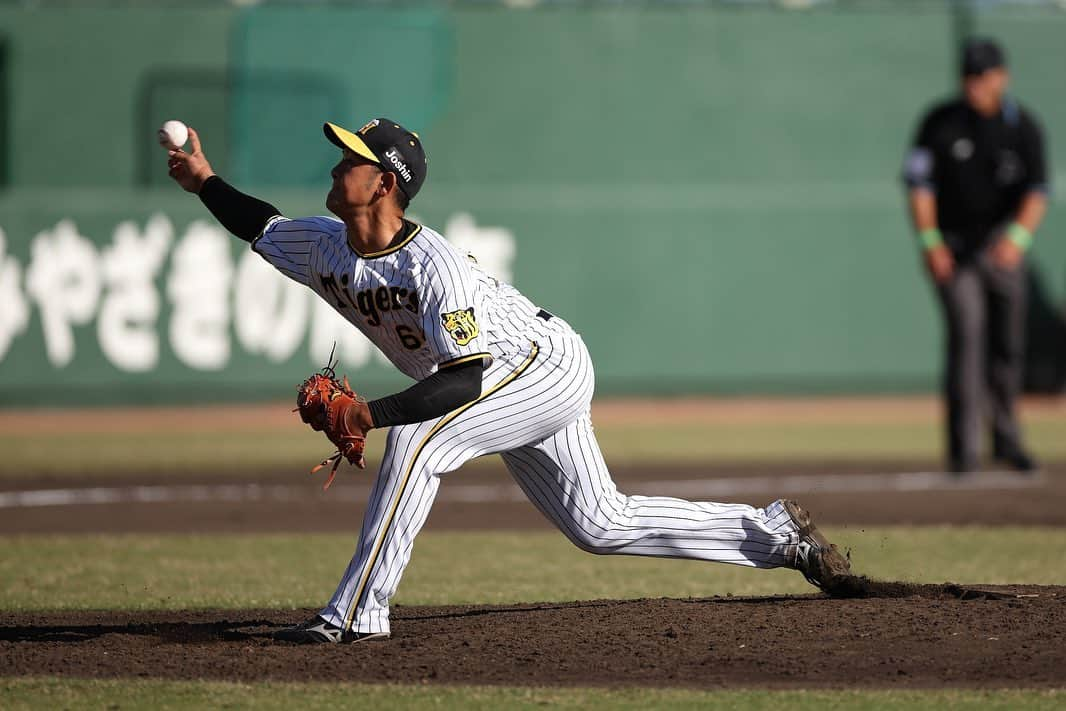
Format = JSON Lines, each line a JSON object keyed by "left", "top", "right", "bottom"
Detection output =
{"left": 949, "top": 458, "right": 979, "bottom": 476}
{"left": 994, "top": 446, "right": 1039, "bottom": 474}
{"left": 273, "top": 616, "right": 390, "bottom": 644}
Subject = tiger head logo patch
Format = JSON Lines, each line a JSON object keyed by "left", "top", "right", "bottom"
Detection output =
{"left": 441, "top": 307, "right": 479, "bottom": 346}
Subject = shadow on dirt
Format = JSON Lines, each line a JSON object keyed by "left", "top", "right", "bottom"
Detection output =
{"left": 0, "top": 618, "right": 276, "bottom": 644}
{"left": 3, "top": 592, "right": 1065, "bottom": 687}
{"left": 0, "top": 584, "right": 1034, "bottom": 647}
{"left": 826, "top": 577, "right": 1019, "bottom": 600}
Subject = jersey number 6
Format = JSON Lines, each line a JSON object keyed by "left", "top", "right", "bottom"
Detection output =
{"left": 396, "top": 325, "right": 424, "bottom": 350}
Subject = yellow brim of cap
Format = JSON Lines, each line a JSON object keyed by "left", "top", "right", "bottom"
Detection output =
{"left": 323, "top": 122, "right": 380, "bottom": 164}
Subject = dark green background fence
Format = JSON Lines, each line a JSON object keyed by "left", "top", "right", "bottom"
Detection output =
{"left": 1, "top": 2, "right": 1063, "bottom": 404}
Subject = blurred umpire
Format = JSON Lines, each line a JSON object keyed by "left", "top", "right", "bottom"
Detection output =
{"left": 903, "top": 38, "right": 1049, "bottom": 474}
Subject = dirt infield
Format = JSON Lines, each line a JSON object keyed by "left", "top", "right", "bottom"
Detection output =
{"left": 3, "top": 462, "right": 1065, "bottom": 688}
{"left": 3, "top": 585, "right": 1064, "bottom": 689}
{"left": 3, "top": 396, "right": 1064, "bottom": 691}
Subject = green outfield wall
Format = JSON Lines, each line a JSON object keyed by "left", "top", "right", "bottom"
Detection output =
{"left": 1, "top": 2, "right": 1064, "bottom": 404}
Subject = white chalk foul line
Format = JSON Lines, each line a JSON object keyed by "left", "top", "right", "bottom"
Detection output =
{"left": 0, "top": 470, "right": 1042, "bottom": 510}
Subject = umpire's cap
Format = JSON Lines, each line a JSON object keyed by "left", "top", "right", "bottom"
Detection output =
{"left": 324, "top": 118, "right": 427, "bottom": 200}
{"left": 960, "top": 37, "right": 1006, "bottom": 77}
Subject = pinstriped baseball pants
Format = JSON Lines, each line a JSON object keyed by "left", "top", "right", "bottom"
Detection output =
{"left": 321, "top": 320, "right": 803, "bottom": 635}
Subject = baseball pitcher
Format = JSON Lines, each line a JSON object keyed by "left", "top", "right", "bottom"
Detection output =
{"left": 166, "top": 117, "right": 852, "bottom": 643}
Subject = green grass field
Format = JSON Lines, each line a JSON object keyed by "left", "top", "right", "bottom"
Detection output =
{"left": 1, "top": 403, "right": 1063, "bottom": 478}
{"left": 2, "top": 527, "right": 1064, "bottom": 612}
{"left": 2, "top": 679, "right": 1064, "bottom": 711}
{"left": 3, "top": 402, "right": 1064, "bottom": 708}
{"left": 3, "top": 526, "right": 1064, "bottom": 708}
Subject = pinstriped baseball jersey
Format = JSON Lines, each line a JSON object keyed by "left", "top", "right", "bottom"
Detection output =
{"left": 253, "top": 215, "right": 541, "bottom": 379}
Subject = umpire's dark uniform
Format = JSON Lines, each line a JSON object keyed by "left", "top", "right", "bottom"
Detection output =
{"left": 903, "top": 39, "right": 1049, "bottom": 473}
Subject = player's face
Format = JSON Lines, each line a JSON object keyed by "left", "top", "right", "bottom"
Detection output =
{"left": 327, "top": 150, "right": 385, "bottom": 214}
{"left": 962, "top": 68, "right": 1008, "bottom": 116}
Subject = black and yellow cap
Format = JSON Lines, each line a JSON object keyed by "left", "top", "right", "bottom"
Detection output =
{"left": 324, "top": 118, "right": 427, "bottom": 200}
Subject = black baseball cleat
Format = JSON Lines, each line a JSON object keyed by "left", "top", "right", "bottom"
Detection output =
{"left": 273, "top": 616, "right": 390, "bottom": 644}
{"left": 782, "top": 500, "right": 852, "bottom": 592}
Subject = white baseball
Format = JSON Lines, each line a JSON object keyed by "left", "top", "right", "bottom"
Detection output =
{"left": 157, "top": 120, "right": 189, "bottom": 149}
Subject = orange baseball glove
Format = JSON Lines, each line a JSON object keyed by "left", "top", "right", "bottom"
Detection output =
{"left": 295, "top": 363, "right": 372, "bottom": 489}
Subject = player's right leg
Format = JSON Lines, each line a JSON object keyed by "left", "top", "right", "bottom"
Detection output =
{"left": 499, "top": 415, "right": 799, "bottom": 568}
{"left": 499, "top": 414, "right": 850, "bottom": 589}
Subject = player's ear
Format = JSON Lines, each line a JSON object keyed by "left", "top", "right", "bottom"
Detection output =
{"left": 378, "top": 170, "right": 398, "bottom": 197}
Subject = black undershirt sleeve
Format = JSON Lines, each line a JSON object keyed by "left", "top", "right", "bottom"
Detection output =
{"left": 198, "top": 175, "right": 283, "bottom": 243}
{"left": 367, "top": 359, "right": 484, "bottom": 428}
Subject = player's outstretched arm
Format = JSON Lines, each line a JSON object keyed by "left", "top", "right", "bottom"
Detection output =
{"left": 165, "top": 126, "right": 283, "bottom": 243}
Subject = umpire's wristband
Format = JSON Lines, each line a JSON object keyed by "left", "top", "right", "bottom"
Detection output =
{"left": 1006, "top": 222, "right": 1033, "bottom": 251}
{"left": 917, "top": 227, "right": 944, "bottom": 251}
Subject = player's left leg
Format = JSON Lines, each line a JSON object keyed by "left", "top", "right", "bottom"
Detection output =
{"left": 315, "top": 415, "right": 442, "bottom": 636}
{"left": 273, "top": 412, "right": 443, "bottom": 643}
{"left": 499, "top": 415, "right": 801, "bottom": 569}
{"left": 316, "top": 339, "right": 588, "bottom": 638}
